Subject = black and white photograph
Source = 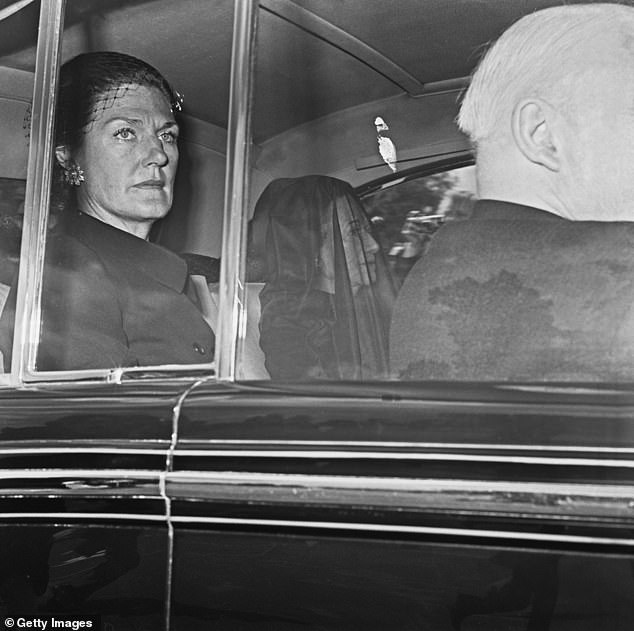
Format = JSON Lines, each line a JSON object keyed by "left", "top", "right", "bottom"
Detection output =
{"left": 0, "top": 0, "right": 633, "bottom": 628}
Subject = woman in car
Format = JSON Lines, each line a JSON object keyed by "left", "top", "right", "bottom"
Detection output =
{"left": 251, "top": 175, "right": 396, "bottom": 380}
{"left": 36, "top": 51, "right": 214, "bottom": 370}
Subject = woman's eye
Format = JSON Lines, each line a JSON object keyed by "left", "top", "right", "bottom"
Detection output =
{"left": 114, "top": 127, "right": 135, "bottom": 140}
{"left": 160, "top": 130, "right": 177, "bottom": 144}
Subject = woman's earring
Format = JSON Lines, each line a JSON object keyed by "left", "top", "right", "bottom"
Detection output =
{"left": 64, "top": 162, "right": 85, "bottom": 187}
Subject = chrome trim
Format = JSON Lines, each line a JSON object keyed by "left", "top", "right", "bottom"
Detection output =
{"left": 168, "top": 515, "right": 634, "bottom": 547}
{"left": 166, "top": 470, "right": 634, "bottom": 543}
{"left": 0, "top": 447, "right": 168, "bottom": 455}
{"left": 216, "top": 0, "right": 258, "bottom": 380}
{"left": 0, "top": 469, "right": 163, "bottom": 497}
{"left": 175, "top": 439, "right": 634, "bottom": 454}
{"left": 12, "top": 0, "right": 65, "bottom": 381}
{"left": 114, "top": 364, "right": 215, "bottom": 380}
{"left": 0, "top": 512, "right": 166, "bottom": 522}
{"left": 499, "top": 384, "right": 634, "bottom": 395}
{"left": 23, "top": 368, "right": 114, "bottom": 383}
{"left": 0, "top": 469, "right": 161, "bottom": 479}
{"left": 21, "top": 362, "right": 215, "bottom": 385}
{"left": 0, "top": 443, "right": 631, "bottom": 457}
{"left": 166, "top": 471, "right": 634, "bottom": 520}
{"left": 167, "top": 471, "right": 634, "bottom": 499}
{"left": 172, "top": 449, "right": 634, "bottom": 468}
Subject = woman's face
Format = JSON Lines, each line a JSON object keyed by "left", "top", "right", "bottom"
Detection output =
{"left": 71, "top": 84, "right": 179, "bottom": 237}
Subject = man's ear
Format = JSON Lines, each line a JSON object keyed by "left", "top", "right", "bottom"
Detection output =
{"left": 55, "top": 145, "right": 72, "bottom": 169}
{"left": 511, "top": 98, "right": 560, "bottom": 172}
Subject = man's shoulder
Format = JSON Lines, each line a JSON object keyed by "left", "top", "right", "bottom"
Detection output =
{"left": 390, "top": 202, "right": 634, "bottom": 380}
{"left": 432, "top": 200, "right": 634, "bottom": 256}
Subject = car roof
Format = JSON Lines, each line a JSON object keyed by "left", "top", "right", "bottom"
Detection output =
{"left": 0, "top": 0, "right": 611, "bottom": 142}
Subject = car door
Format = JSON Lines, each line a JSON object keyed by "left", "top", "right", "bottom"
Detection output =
{"left": 169, "top": 381, "right": 634, "bottom": 630}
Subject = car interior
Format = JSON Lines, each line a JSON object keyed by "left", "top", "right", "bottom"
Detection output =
{"left": 0, "top": 0, "right": 611, "bottom": 382}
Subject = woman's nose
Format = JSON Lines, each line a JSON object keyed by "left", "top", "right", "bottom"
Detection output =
{"left": 144, "top": 136, "right": 169, "bottom": 167}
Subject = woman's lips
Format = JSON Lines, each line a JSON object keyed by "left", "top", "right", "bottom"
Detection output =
{"left": 134, "top": 179, "right": 164, "bottom": 188}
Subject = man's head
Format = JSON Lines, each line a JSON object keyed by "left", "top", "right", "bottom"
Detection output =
{"left": 458, "top": 3, "right": 634, "bottom": 221}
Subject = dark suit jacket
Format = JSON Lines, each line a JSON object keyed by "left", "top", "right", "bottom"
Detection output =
{"left": 38, "top": 212, "right": 214, "bottom": 371}
{"left": 390, "top": 200, "right": 634, "bottom": 381}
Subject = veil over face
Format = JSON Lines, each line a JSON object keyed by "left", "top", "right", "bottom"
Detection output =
{"left": 251, "top": 175, "right": 396, "bottom": 380}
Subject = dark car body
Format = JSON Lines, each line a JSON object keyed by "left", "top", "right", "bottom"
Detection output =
{"left": 0, "top": 1, "right": 633, "bottom": 629}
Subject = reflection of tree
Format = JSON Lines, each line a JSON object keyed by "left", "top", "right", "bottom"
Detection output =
{"left": 402, "top": 269, "right": 632, "bottom": 381}
{"left": 429, "top": 270, "right": 557, "bottom": 378}
{"left": 444, "top": 191, "right": 476, "bottom": 222}
{"left": 363, "top": 172, "right": 474, "bottom": 253}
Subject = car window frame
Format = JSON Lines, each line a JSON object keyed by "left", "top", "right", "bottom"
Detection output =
{"left": 0, "top": 0, "right": 255, "bottom": 387}
{"left": 214, "top": 0, "right": 257, "bottom": 381}
{"left": 3, "top": 0, "right": 66, "bottom": 386}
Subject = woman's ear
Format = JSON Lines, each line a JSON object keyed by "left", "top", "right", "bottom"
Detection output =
{"left": 511, "top": 98, "right": 560, "bottom": 172}
{"left": 55, "top": 145, "right": 71, "bottom": 169}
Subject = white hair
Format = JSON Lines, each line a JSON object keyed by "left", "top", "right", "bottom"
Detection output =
{"left": 458, "top": 3, "right": 634, "bottom": 146}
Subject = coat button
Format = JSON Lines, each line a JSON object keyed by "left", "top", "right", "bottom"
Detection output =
{"left": 193, "top": 342, "right": 206, "bottom": 355}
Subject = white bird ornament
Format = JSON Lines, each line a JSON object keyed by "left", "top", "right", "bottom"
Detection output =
{"left": 374, "top": 116, "right": 398, "bottom": 172}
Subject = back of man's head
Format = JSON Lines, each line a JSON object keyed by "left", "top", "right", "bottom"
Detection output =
{"left": 458, "top": 3, "right": 634, "bottom": 221}
{"left": 459, "top": 3, "right": 634, "bottom": 144}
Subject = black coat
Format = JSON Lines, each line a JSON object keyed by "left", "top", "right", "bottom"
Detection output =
{"left": 390, "top": 200, "right": 634, "bottom": 381}
{"left": 37, "top": 212, "right": 214, "bottom": 371}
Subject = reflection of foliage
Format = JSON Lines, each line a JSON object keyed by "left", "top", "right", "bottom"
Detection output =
{"left": 405, "top": 269, "right": 626, "bottom": 381}
{"left": 429, "top": 270, "right": 558, "bottom": 377}
{"left": 444, "top": 193, "right": 475, "bottom": 222}
{"left": 362, "top": 172, "right": 475, "bottom": 252}
{"left": 400, "top": 270, "right": 565, "bottom": 380}
{"left": 399, "top": 264, "right": 634, "bottom": 381}
{"left": 364, "top": 172, "right": 454, "bottom": 247}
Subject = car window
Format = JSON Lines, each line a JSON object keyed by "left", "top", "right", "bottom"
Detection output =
{"left": 0, "top": 0, "right": 39, "bottom": 379}
{"left": 239, "top": 2, "right": 634, "bottom": 385}
{"left": 4, "top": 1, "right": 626, "bottom": 385}
{"left": 240, "top": 3, "right": 474, "bottom": 382}
{"left": 2, "top": 0, "right": 233, "bottom": 377}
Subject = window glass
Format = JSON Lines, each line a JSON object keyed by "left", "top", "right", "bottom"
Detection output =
{"left": 244, "top": 2, "right": 633, "bottom": 384}
{"left": 362, "top": 166, "right": 476, "bottom": 288}
{"left": 0, "top": 0, "right": 39, "bottom": 375}
{"left": 242, "top": 3, "right": 473, "bottom": 382}
{"left": 30, "top": 0, "right": 233, "bottom": 373}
